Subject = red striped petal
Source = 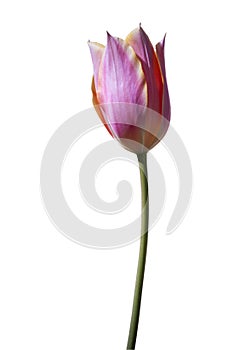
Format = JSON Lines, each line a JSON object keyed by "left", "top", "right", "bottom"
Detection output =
{"left": 156, "top": 35, "right": 171, "bottom": 121}
{"left": 126, "top": 26, "right": 163, "bottom": 113}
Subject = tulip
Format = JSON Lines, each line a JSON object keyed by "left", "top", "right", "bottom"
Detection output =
{"left": 88, "top": 25, "right": 170, "bottom": 154}
{"left": 88, "top": 26, "right": 171, "bottom": 350}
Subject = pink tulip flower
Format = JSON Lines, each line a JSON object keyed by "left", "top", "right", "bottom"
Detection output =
{"left": 88, "top": 25, "right": 170, "bottom": 154}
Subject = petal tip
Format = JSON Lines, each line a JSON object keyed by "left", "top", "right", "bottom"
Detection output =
{"left": 87, "top": 40, "right": 94, "bottom": 48}
{"left": 160, "top": 33, "right": 167, "bottom": 48}
{"left": 163, "top": 33, "right": 167, "bottom": 43}
{"left": 106, "top": 31, "right": 114, "bottom": 43}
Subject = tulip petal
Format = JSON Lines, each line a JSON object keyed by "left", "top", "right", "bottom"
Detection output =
{"left": 98, "top": 32, "right": 147, "bottom": 106}
{"left": 156, "top": 35, "right": 171, "bottom": 121}
{"left": 88, "top": 41, "right": 105, "bottom": 91}
{"left": 97, "top": 33, "right": 147, "bottom": 140}
{"left": 126, "top": 26, "right": 163, "bottom": 113}
{"left": 91, "top": 77, "right": 113, "bottom": 136}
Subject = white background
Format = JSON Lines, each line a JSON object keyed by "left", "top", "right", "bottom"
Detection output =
{"left": 1, "top": 0, "right": 233, "bottom": 349}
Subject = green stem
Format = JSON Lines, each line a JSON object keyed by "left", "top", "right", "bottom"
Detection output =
{"left": 127, "top": 152, "right": 149, "bottom": 350}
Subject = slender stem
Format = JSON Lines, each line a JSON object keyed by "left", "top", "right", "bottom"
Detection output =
{"left": 127, "top": 152, "right": 149, "bottom": 350}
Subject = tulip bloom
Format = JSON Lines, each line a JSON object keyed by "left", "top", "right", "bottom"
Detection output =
{"left": 88, "top": 25, "right": 170, "bottom": 154}
{"left": 88, "top": 26, "right": 171, "bottom": 350}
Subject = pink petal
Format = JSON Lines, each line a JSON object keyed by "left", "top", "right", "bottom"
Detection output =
{"left": 126, "top": 26, "right": 163, "bottom": 113}
{"left": 91, "top": 77, "right": 113, "bottom": 136}
{"left": 156, "top": 35, "right": 171, "bottom": 121}
{"left": 88, "top": 41, "right": 105, "bottom": 91}
{"left": 97, "top": 33, "right": 147, "bottom": 138}
{"left": 98, "top": 33, "right": 147, "bottom": 106}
